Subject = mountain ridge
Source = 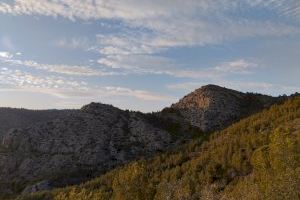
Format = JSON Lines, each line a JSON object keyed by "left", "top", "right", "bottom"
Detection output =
{"left": 0, "top": 84, "right": 296, "bottom": 198}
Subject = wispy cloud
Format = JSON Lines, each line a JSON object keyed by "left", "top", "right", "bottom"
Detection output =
{"left": 99, "top": 56, "right": 259, "bottom": 78}
{"left": 0, "top": 67, "right": 172, "bottom": 101}
{"left": 1, "top": 49, "right": 258, "bottom": 79}
{"left": 0, "top": 55, "right": 119, "bottom": 77}
{"left": 1, "top": 1, "right": 300, "bottom": 56}
{"left": 1, "top": 1, "right": 299, "bottom": 79}
{"left": 214, "top": 59, "right": 258, "bottom": 74}
{"left": 101, "top": 86, "right": 173, "bottom": 101}
{"left": 0, "top": 68, "right": 84, "bottom": 97}
{"left": 55, "top": 37, "right": 92, "bottom": 50}
{"left": 19, "top": 60, "right": 116, "bottom": 76}
{"left": 1, "top": 1, "right": 300, "bottom": 22}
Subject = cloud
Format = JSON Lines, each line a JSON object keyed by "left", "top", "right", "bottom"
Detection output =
{"left": 0, "top": 68, "right": 84, "bottom": 97}
{"left": 1, "top": 1, "right": 299, "bottom": 79}
{"left": 1, "top": 50, "right": 257, "bottom": 79}
{"left": 170, "top": 59, "right": 258, "bottom": 78}
{"left": 101, "top": 86, "right": 173, "bottom": 101}
{"left": 55, "top": 37, "right": 91, "bottom": 50}
{"left": 0, "top": 55, "right": 119, "bottom": 76}
{"left": 0, "top": 67, "right": 172, "bottom": 102}
{"left": 98, "top": 54, "right": 175, "bottom": 73}
{"left": 0, "top": 51, "right": 13, "bottom": 59}
{"left": 97, "top": 33, "right": 164, "bottom": 55}
{"left": 1, "top": 1, "right": 299, "bottom": 49}
{"left": 214, "top": 59, "right": 258, "bottom": 74}
{"left": 98, "top": 55, "right": 259, "bottom": 78}
{"left": 20, "top": 60, "right": 116, "bottom": 76}
{"left": 1, "top": 1, "right": 300, "bottom": 21}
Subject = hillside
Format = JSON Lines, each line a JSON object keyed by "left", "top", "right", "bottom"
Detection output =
{"left": 17, "top": 96, "right": 300, "bottom": 200}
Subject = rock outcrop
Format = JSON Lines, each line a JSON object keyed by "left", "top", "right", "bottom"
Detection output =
{"left": 171, "top": 85, "right": 278, "bottom": 132}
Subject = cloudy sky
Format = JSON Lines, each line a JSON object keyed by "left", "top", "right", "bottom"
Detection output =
{"left": 0, "top": 0, "right": 300, "bottom": 112}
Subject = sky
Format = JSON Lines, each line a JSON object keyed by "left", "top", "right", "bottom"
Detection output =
{"left": 0, "top": 0, "right": 300, "bottom": 112}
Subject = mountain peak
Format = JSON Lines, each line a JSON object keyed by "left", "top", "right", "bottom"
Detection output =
{"left": 197, "top": 84, "right": 224, "bottom": 90}
{"left": 172, "top": 85, "right": 243, "bottom": 109}
{"left": 81, "top": 102, "right": 109, "bottom": 110}
{"left": 171, "top": 85, "right": 276, "bottom": 132}
{"left": 80, "top": 102, "right": 120, "bottom": 115}
{"left": 194, "top": 84, "right": 241, "bottom": 95}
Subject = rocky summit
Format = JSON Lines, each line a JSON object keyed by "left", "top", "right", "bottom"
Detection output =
{"left": 171, "top": 84, "right": 279, "bottom": 132}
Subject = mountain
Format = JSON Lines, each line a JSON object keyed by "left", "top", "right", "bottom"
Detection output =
{"left": 170, "top": 84, "right": 278, "bottom": 132}
{"left": 0, "top": 103, "right": 174, "bottom": 197}
{"left": 19, "top": 96, "right": 300, "bottom": 200}
{"left": 0, "top": 85, "right": 290, "bottom": 199}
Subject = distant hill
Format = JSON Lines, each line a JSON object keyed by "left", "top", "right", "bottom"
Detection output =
{"left": 0, "top": 85, "right": 295, "bottom": 199}
{"left": 0, "top": 103, "right": 175, "bottom": 198}
{"left": 18, "top": 96, "right": 300, "bottom": 200}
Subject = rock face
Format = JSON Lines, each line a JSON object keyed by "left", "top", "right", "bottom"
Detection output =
{"left": 0, "top": 103, "right": 172, "bottom": 193}
{"left": 171, "top": 85, "right": 277, "bottom": 132}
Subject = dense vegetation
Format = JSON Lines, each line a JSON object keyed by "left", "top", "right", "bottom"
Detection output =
{"left": 16, "top": 97, "right": 300, "bottom": 200}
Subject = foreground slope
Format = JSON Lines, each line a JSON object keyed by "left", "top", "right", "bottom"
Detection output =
{"left": 20, "top": 96, "right": 300, "bottom": 200}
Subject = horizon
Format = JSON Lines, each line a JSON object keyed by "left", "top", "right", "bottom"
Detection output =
{"left": 1, "top": 1, "right": 300, "bottom": 112}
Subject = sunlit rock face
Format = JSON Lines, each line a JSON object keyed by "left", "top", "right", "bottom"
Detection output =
{"left": 171, "top": 85, "right": 277, "bottom": 132}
